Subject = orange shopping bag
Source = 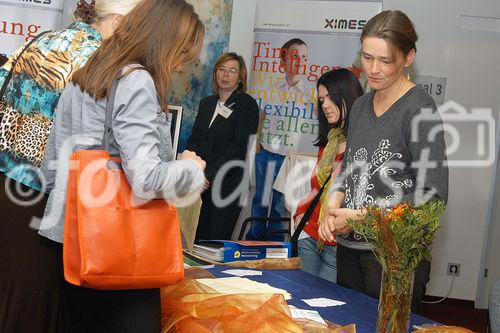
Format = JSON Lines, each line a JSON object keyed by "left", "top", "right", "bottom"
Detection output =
{"left": 63, "top": 149, "right": 184, "bottom": 290}
{"left": 63, "top": 79, "right": 184, "bottom": 290}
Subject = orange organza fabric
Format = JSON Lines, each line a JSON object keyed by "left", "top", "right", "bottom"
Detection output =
{"left": 161, "top": 277, "right": 357, "bottom": 333}
{"left": 413, "top": 326, "right": 475, "bottom": 333}
{"left": 161, "top": 278, "right": 301, "bottom": 333}
{"left": 300, "top": 320, "right": 356, "bottom": 333}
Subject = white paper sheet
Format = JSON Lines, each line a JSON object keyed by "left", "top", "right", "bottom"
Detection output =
{"left": 221, "top": 269, "right": 263, "bottom": 277}
{"left": 289, "top": 307, "right": 327, "bottom": 325}
{"left": 302, "top": 298, "right": 346, "bottom": 307}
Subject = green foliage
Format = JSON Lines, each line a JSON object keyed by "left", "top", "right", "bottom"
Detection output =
{"left": 347, "top": 201, "right": 446, "bottom": 273}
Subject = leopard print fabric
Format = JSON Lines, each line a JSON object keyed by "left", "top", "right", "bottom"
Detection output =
{"left": 0, "top": 107, "right": 20, "bottom": 152}
{"left": 0, "top": 22, "right": 101, "bottom": 190}
{"left": 0, "top": 106, "right": 51, "bottom": 167}
{"left": 0, "top": 98, "right": 6, "bottom": 119}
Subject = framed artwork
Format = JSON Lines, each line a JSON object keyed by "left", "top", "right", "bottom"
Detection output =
{"left": 167, "top": 0, "right": 233, "bottom": 152}
{"left": 167, "top": 105, "right": 183, "bottom": 158}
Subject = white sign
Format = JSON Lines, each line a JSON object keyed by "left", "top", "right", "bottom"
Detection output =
{"left": 411, "top": 73, "right": 447, "bottom": 105}
{"left": 255, "top": 0, "right": 382, "bottom": 33}
{"left": 250, "top": 0, "right": 382, "bottom": 156}
{"left": 0, "top": 0, "right": 64, "bottom": 55}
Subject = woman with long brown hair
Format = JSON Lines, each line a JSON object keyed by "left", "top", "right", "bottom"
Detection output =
{"left": 39, "top": 0, "right": 206, "bottom": 331}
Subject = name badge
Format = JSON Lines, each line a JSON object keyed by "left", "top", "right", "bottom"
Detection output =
{"left": 219, "top": 104, "right": 234, "bottom": 118}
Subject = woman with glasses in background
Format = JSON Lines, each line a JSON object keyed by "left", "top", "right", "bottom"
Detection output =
{"left": 186, "top": 52, "right": 259, "bottom": 241}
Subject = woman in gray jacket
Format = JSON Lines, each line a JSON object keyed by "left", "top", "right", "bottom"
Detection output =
{"left": 40, "top": 0, "right": 206, "bottom": 332}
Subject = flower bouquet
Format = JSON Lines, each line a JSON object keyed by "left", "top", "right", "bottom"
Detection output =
{"left": 347, "top": 201, "right": 446, "bottom": 333}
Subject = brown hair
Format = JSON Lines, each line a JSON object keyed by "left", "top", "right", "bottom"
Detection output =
{"left": 71, "top": 0, "right": 204, "bottom": 110}
{"left": 74, "top": 0, "right": 96, "bottom": 23}
{"left": 361, "top": 10, "right": 418, "bottom": 58}
{"left": 211, "top": 52, "right": 248, "bottom": 94}
{"left": 279, "top": 38, "right": 307, "bottom": 60}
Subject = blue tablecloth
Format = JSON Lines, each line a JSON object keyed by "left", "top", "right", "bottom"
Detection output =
{"left": 209, "top": 266, "right": 436, "bottom": 333}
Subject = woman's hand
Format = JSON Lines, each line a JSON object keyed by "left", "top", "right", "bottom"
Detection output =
{"left": 318, "top": 191, "right": 345, "bottom": 242}
{"left": 318, "top": 214, "right": 336, "bottom": 242}
{"left": 329, "top": 208, "right": 364, "bottom": 235}
{"left": 200, "top": 178, "right": 210, "bottom": 193}
{"left": 181, "top": 150, "right": 206, "bottom": 171}
{"left": 318, "top": 208, "right": 364, "bottom": 241}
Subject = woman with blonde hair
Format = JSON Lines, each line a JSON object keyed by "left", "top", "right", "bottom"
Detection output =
{"left": 39, "top": 0, "right": 205, "bottom": 331}
{"left": 186, "top": 52, "right": 258, "bottom": 241}
{"left": 0, "top": 1, "right": 142, "bottom": 332}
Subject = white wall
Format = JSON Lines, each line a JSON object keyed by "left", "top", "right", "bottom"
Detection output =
{"left": 229, "top": 0, "right": 500, "bottom": 303}
{"left": 61, "top": 0, "right": 78, "bottom": 28}
{"left": 477, "top": 121, "right": 500, "bottom": 308}
{"left": 382, "top": 0, "right": 500, "bottom": 304}
{"left": 228, "top": 0, "right": 257, "bottom": 73}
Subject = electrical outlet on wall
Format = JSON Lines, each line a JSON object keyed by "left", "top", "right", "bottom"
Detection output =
{"left": 447, "top": 262, "right": 461, "bottom": 276}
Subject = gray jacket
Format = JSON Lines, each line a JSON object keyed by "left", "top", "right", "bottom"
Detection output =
{"left": 39, "top": 68, "right": 204, "bottom": 243}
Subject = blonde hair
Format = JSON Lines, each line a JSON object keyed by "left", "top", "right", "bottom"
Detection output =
{"left": 94, "top": 0, "right": 143, "bottom": 19}
{"left": 73, "top": 0, "right": 142, "bottom": 23}
{"left": 72, "top": 0, "right": 205, "bottom": 111}
{"left": 211, "top": 52, "right": 248, "bottom": 95}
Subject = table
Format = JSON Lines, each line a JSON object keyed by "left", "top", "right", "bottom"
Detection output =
{"left": 210, "top": 266, "right": 436, "bottom": 332}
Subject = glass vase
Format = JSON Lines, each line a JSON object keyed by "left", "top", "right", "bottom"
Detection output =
{"left": 376, "top": 269, "right": 414, "bottom": 333}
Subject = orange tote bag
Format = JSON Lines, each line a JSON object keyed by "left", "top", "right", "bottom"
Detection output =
{"left": 63, "top": 79, "right": 184, "bottom": 290}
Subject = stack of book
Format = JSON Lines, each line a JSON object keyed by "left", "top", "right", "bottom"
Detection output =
{"left": 183, "top": 251, "right": 215, "bottom": 269}
{"left": 191, "top": 240, "right": 292, "bottom": 263}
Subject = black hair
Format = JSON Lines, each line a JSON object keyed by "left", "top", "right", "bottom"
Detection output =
{"left": 0, "top": 54, "right": 8, "bottom": 67}
{"left": 315, "top": 68, "right": 363, "bottom": 147}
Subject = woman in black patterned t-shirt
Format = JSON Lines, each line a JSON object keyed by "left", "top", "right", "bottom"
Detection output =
{"left": 318, "top": 10, "right": 448, "bottom": 314}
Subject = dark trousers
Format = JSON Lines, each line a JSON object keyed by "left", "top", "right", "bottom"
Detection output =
{"left": 337, "top": 243, "right": 431, "bottom": 314}
{"left": 0, "top": 174, "right": 62, "bottom": 333}
{"left": 60, "top": 279, "right": 161, "bottom": 333}
{"left": 54, "top": 218, "right": 161, "bottom": 333}
{"left": 196, "top": 185, "right": 242, "bottom": 241}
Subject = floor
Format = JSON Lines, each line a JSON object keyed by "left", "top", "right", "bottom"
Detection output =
{"left": 420, "top": 296, "right": 490, "bottom": 332}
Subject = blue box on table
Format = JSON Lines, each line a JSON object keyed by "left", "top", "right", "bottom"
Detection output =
{"left": 192, "top": 240, "right": 292, "bottom": 262}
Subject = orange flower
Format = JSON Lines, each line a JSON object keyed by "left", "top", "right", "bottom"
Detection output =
{"left": 389, "top": 203, "right": 413, "bottom": 220}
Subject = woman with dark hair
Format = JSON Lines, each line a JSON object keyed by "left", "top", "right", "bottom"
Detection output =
{"left": 39, "top": 0, "right": 206, "bottom": 331}
{"left": 186, "top": 52, "right": 259, "bottom": 241}
{"left": 293, "top": 69, "right": 362, "bottom": 282}
{"left": 319, "top": 10, "right": 448, "bottom": 313}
